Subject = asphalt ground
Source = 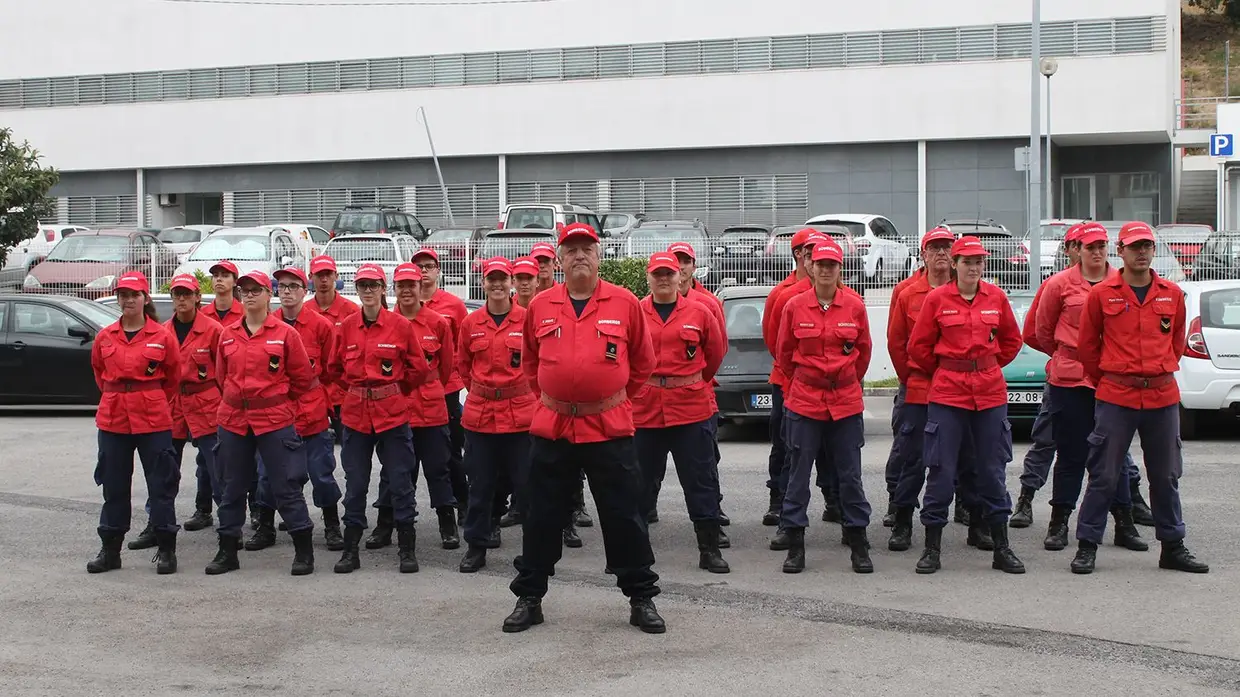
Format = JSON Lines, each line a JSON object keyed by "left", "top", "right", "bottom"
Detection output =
{"left": 1, "top": 403, "right": 1238, "bottom": 696}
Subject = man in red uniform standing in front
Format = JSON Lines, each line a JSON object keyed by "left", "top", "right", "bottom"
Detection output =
{"left": 1072, "top": 222, "right": 1209, "bottom": 575}
{"left": 504, "top": 222, "right": 663, "bottom": 635}
{"left": 303, "top": 255, "right": 359, "bottom": 444}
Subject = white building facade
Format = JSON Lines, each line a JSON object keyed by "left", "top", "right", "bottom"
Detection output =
{"left": 0, "top": 0, "right": 1183, "bottom": 234}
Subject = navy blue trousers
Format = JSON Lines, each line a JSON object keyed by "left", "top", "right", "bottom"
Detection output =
{"left": 374, "top": 425, "right": 457, "bottom": 512}
{"left": 96, "top": 430, "right": 180, "bottom": 535}
{"left": 341, "top": 424, "right": 417, "bottom": 529}
{"left": 636, "top": 419, "right": 723, "bottom": 523}
{"left": 173, "top": 432, "right": 220, "bottom": 511}
{"left": 1047, "top": 386, "right": 1131, "bottom": 510}
{"left": 1022, "top": 385, "right": 1142, "bottom": 490}
{"left": 883, "top": 384, "right": 907, "bottom": 496}
{"left": 463, "top": 430, "right": 530, "bottom": 546}
{"left": 891, "top": 402, "right": 929, "bottom": 508}
{"left": 767, "top": 385, "right": 787, "bottom": 492}
{"left": 217, "top": 426, "right": 312, "bottom": 538}
{"left": 255, "top": 430, "right": 341, "bottom": 510}
{"left": 921, "top": 404, "right": 1012, "bottom": 527}
{"left": 780, "top": 410, "right": 870, "bottom": 530}
{"left": 445, "top": 391, "right": 469, "bottom": 509}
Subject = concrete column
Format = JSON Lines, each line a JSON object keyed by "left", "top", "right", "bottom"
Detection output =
{"left": 498, "top": 154, "right": 508, "bottom": 213}
{"left": 917, "top": 140, "right": 927, "bottom": 234}
{"left": 135, "top": 169, "right": 145, "bottom": 227}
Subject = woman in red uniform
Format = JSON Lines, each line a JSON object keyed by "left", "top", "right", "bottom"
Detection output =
{"left": 907, "top": 236, "right": 1024, "bottom": 574}
{"left": 330, "top": 264, "right": 431, "bottom": 574}
{"left": 775, "top": 239, "right": 873, "bottom": 574}
{"left": 87, "top": 271, "right": 182, "bottom": 575}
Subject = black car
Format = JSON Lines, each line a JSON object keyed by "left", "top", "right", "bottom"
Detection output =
{"left": 760, "top": 224, "right": 864, "bottom": 286}
{"left": 1189, "top": 230, "right": 1240, "bottom": 282}
{"left": 707, "top": 226, "right": 771, "bottom": 289}
{"left": 713, "top": 284, "right": 777, "bottom": 425}
{"left": 96, "top": 293, "right": 283, "bottom": 321}
{"left": 0, "top": 294, "right": 122, "bottom": 404}
{"left": 469, "top": 230, "right": 558, "bottom": 300}
{"left": 939, "top": 220, "right": 1025, "bottom": 287}
{"left": 331, "top": 204, "right": 428, "bottom": 241}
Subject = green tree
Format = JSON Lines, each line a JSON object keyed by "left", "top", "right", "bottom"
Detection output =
{"left": 599, "top": 257, "right": 649, "bottom": 298}
{"left": 158, "top": 269, "right": 213, "bottom": 294}
{"left": 0, "top": 128, "right": 59, "bottom": 267}
{"left": 1188, "top": 0, "right": 1240, "bottom": 23}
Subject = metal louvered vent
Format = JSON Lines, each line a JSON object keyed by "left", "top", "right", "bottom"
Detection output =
{"left": 231, "top": 187, "right": 405, "bottom": 227}
{"left": 0, "top": 16, "right": 1167, "bottom": 110}
{"left": 65, "top": 196, "right": 138, "bottom": 226}
{"left": 412, "top": 182, "right": 499, "bottom": 228}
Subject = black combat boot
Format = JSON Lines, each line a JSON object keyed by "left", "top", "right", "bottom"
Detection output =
{"left": 1130, "top": 480, "right": 1155, "bottom": 527}
{"left": 646, "top": 508, "right": 659, "bottom": 524}
{"left": 762, "top": 490, "right": 782, "bottom": 526}
{"left": 182, "top": 508, "right": 214, "bottom": 532}
{"left": 248, "top": 502, "right": 260, "bottom": 531}
{"left": 484, "top": 525, "right": 502, "bottom": 549}
{"left": 718, "top": 510, "right": 730, "bottom": 527}
{"left": 694, "top": 520, "right": 730, "bottom": 574}
{"left": 881, "top": 500, "right": 897, "bottom": 528}
{"left": 563, "top": 525, "right": 583, "bottom": 548}
{"left": 572, "top": 485, "right": 593, "bottom": 527}
{"left": 769, "top": 526, "right": 792, "bottom": 551}
{"left": 990, "top": 523, "right": 1025, "bottom": 574}
{"left": 365, "top": 506, "right": 394, "bottom": 549}
{"left": 153, "top": 530, "right": 178, "bottom": 575}
{"left": 128, "top": 522, "right": 157, "bottom": 550}
{"left": 953, "top": 504, "right": 970, "bottom": 526}
{"left": 1111, "top": 506, "right": 1149, "bottom": 551}
{"left": 916, "top": 525, "right": 943, "bottom": 574}
{"left": 966, "top": 507, "right": 994, "bottom": 551}
{"left": 1009, "top": 486, "right": 1035, "bottom": 528}
{"left": 781, "top": 528, "right": 805, "bottom": 573}
{"left": 502, "top": 597, "right": 544, "bottom": 633}
{"left": 244, "top": 507, "right": 277, "bottom": 551}
{"left": 1043, "top": 505, "right": 1071, "bottom": 551}
{"left": 717, "top": 527, "right": 730, "bottom": 549}
{"left": 205, "top": 534, "right": 241, "bottom": 575}
{"left": 845, "top": 527, "right": 874, "bottom": 574}
{"left": 1159, "top": 540, "right": 1210, "bottom": 573}
{"left": 629, "top": 598, "right": 666, "bottom": 634}
{"left": 321, "top": 505, "right": 344, "bottom": 552}
{"left": 888, "top": 505, "right": 914, "bottom": 551}
{"left": 87, "top": 531, "right": 123, "bottom": 574}
{"left": 499, "top": 510, "right": 523, "bottom": 528}
{"left": 334, "top": 526, "right": 362, "bottom": 574}
{"left": 290, "top": 529, "right": 315, "bottom": 576}
{"left": 459, "top": 545, "right": 487, "bottom": 573}
{"left": 1070, "top": 540, "right": 1098, "bottom": 574}
{"left": 397, "top": 524, "right": 419, "bottom": 573}
{"left": 437, "top": 506, "right": 461, "bottom": 550}
{"left": 821, "top": 494, "right": 841, "bottom": 523}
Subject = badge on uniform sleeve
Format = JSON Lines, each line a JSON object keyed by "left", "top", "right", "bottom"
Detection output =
{"left": 1160, "top": 316, "right": 1171, "bottom": 333}
{"left": 197, "top": 364, "right": 208, "bottom": 380}
{"left": 510, "top": 350, "right": 521, "bottom": 368}
{"left": 685, "top": 344, "right": 698, "bottom": 360}
{"left": 381, "top": 359, "right": 394, "bottom": 376}
{"left": 604, "top": 342, "right": 618, "bottom": 361}
{"left": 268, "top": 355, "right": 281, "bottom": 373}
{"left": 145, "top": 361, "right": 159, "bottom": 376}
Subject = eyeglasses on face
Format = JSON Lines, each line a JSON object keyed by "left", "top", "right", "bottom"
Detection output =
{"left": 277, "top": 283, "right": 305, "bottom": 293}
{"left": 238, "top": 286, "right": 267, "bottom": 297}
{"left": 355, "top": 281, "right": 384, "bottom": 292}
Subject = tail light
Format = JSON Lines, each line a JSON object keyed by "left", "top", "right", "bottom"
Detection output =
{"left": 378, "top": 228, "right": 387, "bottom": 235}
{"left": 43, "top": 229, "right": 54, "bottom": 242}
{"left": 1186, "top": 317, "right": 1210, "bottom": 359}
{"left": 496, "top": 219, "right": 505, "bottom": 230}
{"left": 1008, "top": 242, "right": 1029, "bottom": 265}
{"left": 328, "top": 229, "right": 336, "bottom": 238}
{"left": 555, "top": 222, "right": 565, "bottom": 233}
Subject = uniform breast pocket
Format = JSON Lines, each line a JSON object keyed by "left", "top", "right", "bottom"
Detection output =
{"left": 534, "top": 322, "right": 562, "bottom": 363}
{"left": 678, "top": 327, "right": 701, "bottom": 361}
{"left": 191, "top": 352, "right": 213, "bottom": 380}
{"left": 595, "top": 323, "right": 628, "bottom": 364}
{"left": 1152, "top": 300, "right": 1176, "bottom": 335}
{"left": 374, "top": 346, "right": 399, "bottom": 378}
{"left": 835, "top": 327, "right": 859, "bottom": 356}
{"left": 1063, "top": 294, "right": 1086, "bottom": 325}
{"left": 141, "top": 345, "right": 166, "bottom": 376}
{"left": 421, "top": 339, "right": 441, "bottom": 366}
{"left": 264, "top": 346, "right": 284, "bottom": 374}
{"left": 99, "top": 342, "right": 117, "bottom": 360}
{"left": 979, "top": 314, "right": 1000, "bottom": 344}
{"left": 793, "top": 325, "right": 823, "bottom": 356}
{"left": 504, "top": 335, "right": 523, "bottom": 369}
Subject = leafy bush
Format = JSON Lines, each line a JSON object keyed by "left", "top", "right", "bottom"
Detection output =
{"left": 599, "top": 257, "right": 649, "bottom": 298}
{"left": 158, "top": 269, "right": 213, "bottom": 294}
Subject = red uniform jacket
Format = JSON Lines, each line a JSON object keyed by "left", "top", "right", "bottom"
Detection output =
{"left": 281, "top": 308, "right": 336, "bottom": 437}
{"left": 458, "top": 304, "right": 536, "bottom": 434}
{"left": 523, "top": 280, "right": 656, "bottom": 443}
{"left": 208, "top": 298, "right": 244, "bottom": 327}
{"left": 887, "top": 273, "right": 942, "bottom": 406}
{"left": 424, "top": 289, "right": 468, "bottom": 394}
{"left": 890, "top": 267, "right": 925, "bottom": 314}
{"left": 1034, "top": 265, "right": 1118, "bottom": 390}
{"left": 632, "top": 295, "right": 725, "bottom": 428}
{"left": 1078, "top": 271, "right": 1185, "bottom": 410}
{"left": 165, "top": 311, "right": 223, "bottom": 440}
{"left": 763, "top": 274, "right": 811, "bottom": 387}
{"left": 776, "top": 287, "right": 871, "bottom": 421}
{"left": 303, "top": 292, "right": 359, "bottom": 407}
{"left": 401, "top": 305, "right": 453, "bottom": 428}
{"left": 215, "top": 313, "right": 316, "bottom": 436}
{"left": 907, "top": 282, "right": 1023, "bottom": 411}
{"left": 1022, "top": 281, "right": 1051, "bottom": 355}
{"left": 92, "top": 317, "right": 181, "bottom": 435}
{"left": 330, "top": 308, "right": 432, "bottom": 434}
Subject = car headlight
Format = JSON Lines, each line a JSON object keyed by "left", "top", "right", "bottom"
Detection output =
{"left": 84, "top": 275, "right": 117, "bottom": 289}
{"left": 23, "top": 274, "right": 41, "bottom": 289}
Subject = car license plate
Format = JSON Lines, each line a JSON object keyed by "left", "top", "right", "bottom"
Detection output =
{"left": 751, "top": 393, "right": 772, "bottom": 409}
{"left": 1007, "top": 390, "right": 1041, "bottom": 405}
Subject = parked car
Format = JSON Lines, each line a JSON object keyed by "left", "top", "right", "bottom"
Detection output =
{"left": 96, "top": 292, "right": 294, "bottom": 320}
{"left": 1, "top": 224, "right": 92, "bottom": 289}
{"left": 1014, "top": 218, "right": 1088, "bottom": 282}
{"left": 708, "top": 226, "right": 771, "bottom": 288}
{"left": 761, "top": 224, "right": 864, "bottom": 286}
{"left": 1186, "top": 230, "right": 1240, "bottom": 282}
{"left": 23, "top": 229, "right": 179, "bottom": 299}
{"left": 157, "top": 225, "right": 227, "bottom": 263}
{"left": 600, "top": 212, "right": 646, "bottom": 239}
{"left": 425, "top": 227, "right": 489, "bottom": 284}
{"left": 1156, "top": 223, "right": 1213, "bottom": 277}
{"left": 1052, "top": 223, "right": 1187, "bottom": 282}
{"left": 614, "top": 221, "right": 713, "bottom": 281}
{"left": 330, "top": 204, "right": 428, "bottom": 241}
{"left": 469, "top": 230, "right": 558, "bottom": 299}
{"left": 175, "top": 226, "right": 307, "bottom": 279}
{"left": 264, "top": 223, "right": 332, "bottom": 258}
{"left": 322, "top": 233, "right": 421, "bottom": 288}
{"left": 1004, "top": 290, "right": 1050, "bottom": 424}
{"left": 804, "top": 213, "right": 911, "bottom": 287}
{"left": 937, "top": 220, "right": 1025, "bottom": 288}
{"left": 0, "top": 293, "right": 121, "bottom": 404}
{"left": 498, "top": 202, "right": 602, "bottom": 235}
{"left": 713, "top": 284, "right": 775, "bottom": 424}
{"left": 1177, "top": 280, "right": 1240, "bottom": 439}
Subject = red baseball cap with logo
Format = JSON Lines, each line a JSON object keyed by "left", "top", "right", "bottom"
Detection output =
{"left": 647, "top": 252, "right": 681, "bottom": 273}
{"left": 530, "top": 243, "right": 556, "bottom": 260}
{"left": 273, "top": 266, "right": 308, "bottom": 286}
{"left": 169, "top": 273, "right": 199, "bottom": 292}
{"left": 412, "top": 248, "right": 439, "bottom": 264}
{"left": 512, "top": 256, "right": 539, "bottom": 277}
{"left": 483, "top": 257, "right": 512, "bottom": 277}
{"left": 209, "top": 260, "right": 239, "bottom": 277}
{"left": 667, "top": 242, "right": 696, "bottom": 261}
{"left": 354, "top": 264, "right": 387, "bottom": 283}
{"left": 811, "top": 240, "right": 844, "bottom": 263}
{"left": 392, "top": 262, "right": 423, "bottom": 283}
{"left": 558, "top": 222, "right": 599, "bottom": 245}
{"left": 950, "top": 236, "right": 990, "bottom": 257}
{"left": 921, "top": 227, "right": 955, "bottom": 250}
{"left": 1062, "top": 223, "right": 1086, "bottom": 244}
{"left": 1077, "top": 223, "right": 1109, "bottom": 246}
{"left": 790, "top": 228, "right": 819, "bottom": 250}
{"left": 116, "top": 271, "right": 150, "bottom": 294}
{"left": 239, "top": 270, "right": 273, "bottom": 291}
{"left": 1119, "top": 221, "right": 1155, "bottom": 245}
{"left": 309, "top": 255, "right": 337, "bottom": 274}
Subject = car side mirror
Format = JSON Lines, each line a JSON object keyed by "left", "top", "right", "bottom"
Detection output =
{"left": 68, "top": 326, "right": 93, "bottom": 343}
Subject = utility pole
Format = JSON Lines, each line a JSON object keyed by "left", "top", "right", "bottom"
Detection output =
{"left": 1028, "top": 0, "right": 1043, "bottom": 290}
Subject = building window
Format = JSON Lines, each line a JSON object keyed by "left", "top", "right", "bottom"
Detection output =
{"left": 77, "top": 75, "right": 104, "bottom": 104}
{"left": 530, "top": 49, "right": 561, "bottom": 80}
{"left": 629, "top": 44, "right": 664, "bottom": 77}
{"left": 402, "top": 56, "right": 433, "bottom": 88}
{"left": 134, "top": 72, "right": 162, "bottom": 101}
{"left": 702, "top": 40, "right": 735, "bottom": 73}
{"left": 21, "top": 79, "right": 50, "bottom": 108}
{"left": 562, "top": 47, "right": 597, "bottom": 80}
{"left": 920, "top": 28, "right": 959, "bottom": 63}
{"left": 50, "top": 77, "right": 76, "bottom": 106}
{"left": 368, "top": 58, "right": 400, "bottom": 89}
{"left": 339, "top": 61, "right": 369, "bottom": 91}
{"left": 737, "top": 38, "right": 772, "bottom": 71}
{"left": 220, "top": 67, "right": 248, "bottom": 97}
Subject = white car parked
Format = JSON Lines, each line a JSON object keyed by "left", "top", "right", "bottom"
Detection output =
{"left": 804, "top": 213, "right": 911, "bottom": 286}
{"left": 157, "top": 225, "right": 227, "bottom": 263}
{"left": 322, "top": 232, "right": 422, "bottom": 287}
{"left": 174, "top": 226, "right": 306, "bottom": 278}
{"left": 1178, "top": 279, "right": 1240, "bottom": 438}
{"left": 0, "top": 224, "right": 92, "bottom": 289}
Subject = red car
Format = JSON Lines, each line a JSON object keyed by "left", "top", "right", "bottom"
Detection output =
{"left": 22, "top": 229, "right": 179, "bottom": 299}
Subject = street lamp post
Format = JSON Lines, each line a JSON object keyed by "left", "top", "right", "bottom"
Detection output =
{"left": 1028, "top": 0, "right": 1043, "bottom": 291}
{"left": 1041, "top": 58, "right": 1059, "bottom": 220}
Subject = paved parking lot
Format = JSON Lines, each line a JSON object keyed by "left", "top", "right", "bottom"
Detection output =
{"left": 1, "top": 410, "right": 1238, "bottom": 695}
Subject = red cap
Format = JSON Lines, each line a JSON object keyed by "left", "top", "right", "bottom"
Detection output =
{"left": 354, "top": 264, "right": 386, "bottom": 283}
{"left": 667, "top": 242, "right": 696, "bottom": 261}
{"left": 647, "top": 252, "right": 681, "bottom": 273}
{"left": 1077, "top": 223, "right": 1109, "bottom": 247}
{"left": 1062, "top": 223, "right": 1086, "bottom": 243}
{"left": 169, "top": 273, "right": 199, "bottom": 292}
{"left": 392, "top": 262, "right": 423, "bottom": 283}
{"left": 512, "top": 256, "right": 539, "bottom": 276}
{"left": 921, "top": 227, "right": 955, "bottom": 250}
{"left": 530, "top": 243, "right": 556, "bottom": 260}
{"left": 412, "top": 248, "right": 439, "bottom": 264}
{"left": 790, "top": 228, "right": 819, "bottom": 250}
{"left": 239, "top": 270, "right": 272, "bottom": 291}
{"left": 558, "top": 222, "right": 599, "bottom": 245}
{"left": 116, "top": 271, "right": 150, "bottom": 294}
{"left": 810, "top": 240, "right": 844, "bottom": 263}
{"left": 483, "top": 257, "right": 513, "bottom": 277}
{"left": 209, "top": 260, "right": 239, "bottom": 277}
{"left": 1119, "top": 221, "right": 1155, "bottom": 245}
{"left": 950, "top": 236, "right": 990, "bottom": 257}
{"left": 273, "top": 266, "right": 308, "bottom": 287}
{"left": 309, "top": 255, "right": 337, "bottom": 274}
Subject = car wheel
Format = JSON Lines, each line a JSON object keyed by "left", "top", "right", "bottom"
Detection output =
{"left": 1180, "top": 405, "right": 1200, "bottom": 440}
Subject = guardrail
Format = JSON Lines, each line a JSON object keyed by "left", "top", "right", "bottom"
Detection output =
{"left": 1175, "top": 96, "right": 1240, "bottom": 131}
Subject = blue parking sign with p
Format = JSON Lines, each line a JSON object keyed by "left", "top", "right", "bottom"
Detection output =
{"left": 1211, "top": 133, "right": 1234, "bottom": 157}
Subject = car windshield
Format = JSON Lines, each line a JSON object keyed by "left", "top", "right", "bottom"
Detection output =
{"left": 723, "top": 297, "right": 765, "bottom": 339}
{"left": 66, "top": 298, "right": 121, "bottom": 326}
{"left": 1157, "top": 225, "right": 1213, "bottom": 242}
{"left": 506, "top": 207, "right": 555, "bottom": 230}
{"left": 628, "top": 229, "right": 705, "bottom": 256}
{"left": 718, "top": 232, "right": 767, "bottom": 246}
{"left": 428, "top": 229, "right": 473, "bottom": 241}
{"left": 188, "top": 234, "right": 270, "bottom": 261}
{"left": 333, "top": 212, "right": 382, "bottom": 234}
{"left": 482, "top": 234, "right": 555, "bottom": 257}
{"left": 158, "top": 228, "right": 202, "bottom": 244}
{"left": 809, "top": 220, "right": 866, "bottom": 238}
{"left": 325, "top": 238, "right": 397, "bottom": 262}
{"left": 1008, "top": 293, "right": 1036, "bottom": 326}
{"left": 45, "top": 235, "right": 129, "bottom": 263}
{"left": 769, "top": 225, "right": 848, "bottom": 256}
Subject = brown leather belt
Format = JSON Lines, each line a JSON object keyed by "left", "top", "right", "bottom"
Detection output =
{"left": 795, "top": 371, "right": 858, "bottom": 390}
{"left": 540, "top": 389, "right": 627, "bottom": 416}
{"left": 644, "top": 371, "right": 703, "bottom": 388}
{"left": 1102, "top": 373, "right": 1175, "bottom": 389}
{"left": 470, "top": 381, "right": 532, "bottom": 400}
{"left": 348, "top": 383, "right": 403, "bottom": 400}
{"left": 939, "top": 356, "right": 999, "bottom": 372}
{"left": 179, "top": 380, "right": 218, "bottom": 396}
{"left": 223, "top": 393, "right": 289, "bottom": 410}
{"left": 102, "top": 380, "right": 162, "bottom": 393}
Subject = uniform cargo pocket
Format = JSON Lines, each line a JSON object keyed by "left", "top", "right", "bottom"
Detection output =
{"left": 923, "top": 421, "right": 940, "bottom": 470}
{"left": 998, "top": 418, "right": 1014, "bottom": 463}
